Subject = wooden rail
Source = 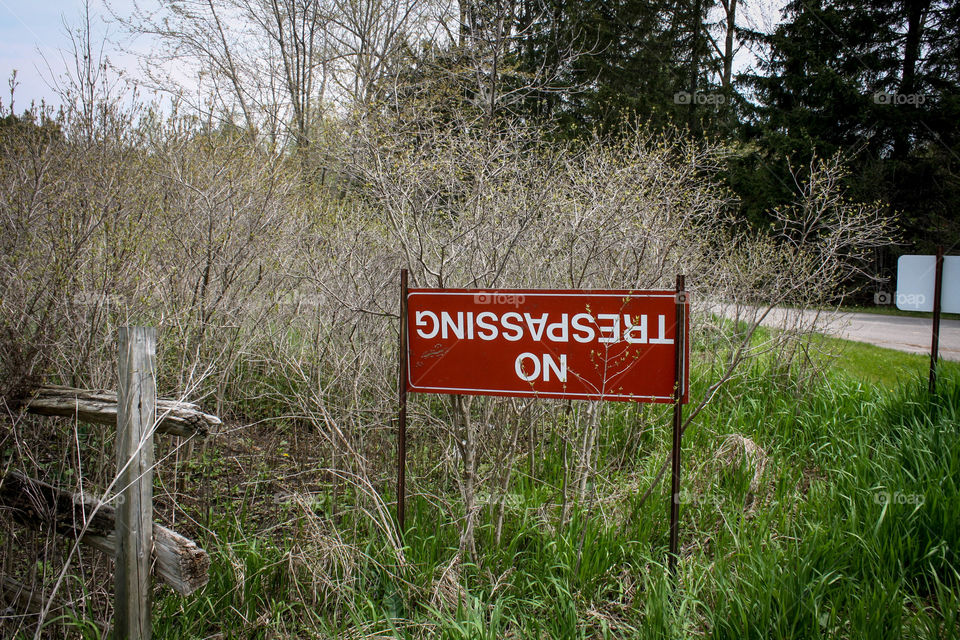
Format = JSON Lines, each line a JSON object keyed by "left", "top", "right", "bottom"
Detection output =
{"left": 23, "top": 385, "right": 220, "bottom": 438}
{"left": 3, "top": 327, "right": 218, "bottom": 636}
{"left": 0, "top": 471, "right": 210, "bottom": 595}
{"left": 0, "top": 470, "right": 210, "bottom": 596}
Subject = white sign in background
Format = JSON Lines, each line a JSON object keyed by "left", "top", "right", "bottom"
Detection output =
{"left": 896, "top": 255, "right": 960, "bottom": 313}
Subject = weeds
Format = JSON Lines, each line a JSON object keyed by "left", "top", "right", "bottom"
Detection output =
{"left": 0, "top": 98, "right": 933, "bottom": 638}
{"left": 139, "top": 367, "right": 960, "bottom": 639}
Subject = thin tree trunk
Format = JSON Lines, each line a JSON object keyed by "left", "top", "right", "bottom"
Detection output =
{"left": 687, "top": 0, "right": 706, "bottom": 132}
{"left": 493, "top": 404, "right": 523, "bottom": 545}
{"left": 559, "top": 400, "right": 573, "bottom": 528}
{"left": 576, "top": 401, "right": 601, "bottom": 506}
{"left": 894, "top": 0, "right": 931, "bottom": 159}
{"left": 454, "top": 395, "right": 478, "bottom": 559}
{"left": 528, "top": 410, "right": 535, "bottom": 480}
{"left": 721, "top": 0, "right": 738, "bottom": 90}
{"left": 206, "top": 0, "right": 256, "bottom": 135}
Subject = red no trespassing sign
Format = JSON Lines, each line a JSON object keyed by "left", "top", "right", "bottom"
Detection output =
{"left": 405, "top": 289, "right": 689, "bottom": 403}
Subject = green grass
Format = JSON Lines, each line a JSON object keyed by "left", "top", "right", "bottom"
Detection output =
{"left": 703, "top": 373, "right": 960, "bottom": 639}
{"left": 809, "top": 333, "right": 960, "bottom": 390}
{"left": 148, "top": 341, "right": 960, "bottom": 639}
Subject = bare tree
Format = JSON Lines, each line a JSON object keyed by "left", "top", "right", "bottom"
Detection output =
{"left": 121, "top": 0, "right": 433, "bottom": 143}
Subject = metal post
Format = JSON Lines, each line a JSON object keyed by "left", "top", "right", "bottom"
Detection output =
{"left": 669, "top": 275, "right": 686, "bottom": 575}
{"left": 930, "top": 246, "right": 944, "bottom": 394}
{"left": 115, "top": 327, "right": 156, "bottom": 640}
{"left": 397, "top": 269, "right": 409, "bottom": 536}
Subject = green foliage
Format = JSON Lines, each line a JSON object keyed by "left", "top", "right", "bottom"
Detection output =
{"left": 0, "top": 75, "right": 943, "bottom": 639}
{"left": 736, "top": 0, "right": 960, "bottom": 272}
{"left": 144, "top": 359, "right": 960, "bottom": 639}
{"left": 154, "top": 524, "right": 313, "bottom": 639}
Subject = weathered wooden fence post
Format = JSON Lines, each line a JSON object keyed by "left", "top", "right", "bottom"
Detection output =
{"left": 115, "top": 327, "right": 156, "bottom": 639}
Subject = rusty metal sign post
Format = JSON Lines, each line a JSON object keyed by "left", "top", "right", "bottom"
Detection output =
{"left": 397, "top": 269, "right": 410, "bottom": 534}
{"left": 395, "top": 271, "right": 689, "bottom": 566}
{"left": 930, "top": 246, "right": 944, "bottom": 394}
{"left": 669, "top": 275, "right": 686, "bottom": 574}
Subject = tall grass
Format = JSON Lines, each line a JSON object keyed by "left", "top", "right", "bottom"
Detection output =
{"left": 2, "top": 100, "right": 899, "bottom": 636}
{"left": 145, "top": 363, "right": 960, "bottom": 639}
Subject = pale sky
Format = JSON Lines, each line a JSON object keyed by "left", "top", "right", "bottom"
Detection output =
{"left": 0, "top": 0, "right": 788, "bottom": 114}
{"left": 1, "top": 0, "right": 113, "bottom": 110}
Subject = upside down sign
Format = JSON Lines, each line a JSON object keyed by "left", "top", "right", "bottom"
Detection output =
{"left": 405, "top": 289, "right": 688, "bottom": 403}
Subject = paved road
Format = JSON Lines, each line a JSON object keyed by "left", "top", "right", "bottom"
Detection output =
{"left": 747, "top": 308, "right": 960, "bottom": 362}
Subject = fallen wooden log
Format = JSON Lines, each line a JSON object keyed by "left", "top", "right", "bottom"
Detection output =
{"left": 22, "top": 385, "right": 220, "bottom": 438}
{"left": 0, "top": 576, "right": 77, "bottom": 619}
{"left": 0, "top": 471, "right": 210, "bottom": 596}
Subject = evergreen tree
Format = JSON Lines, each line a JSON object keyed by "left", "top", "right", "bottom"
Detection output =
{"left": 737, "top": 0, "right": 960, "bottom": 254}
{"left": 506, "top": 0, "right": 734, "bottom": 136}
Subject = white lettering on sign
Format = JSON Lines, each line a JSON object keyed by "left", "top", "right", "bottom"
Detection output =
{"left": 547, "top": 314, "right": 569, "bottom": 342}
{"left": 649, "top": 315, "right": 673, "bottom": 344}
{"left": 415, "top": 310, "right": 440, "bottom": 338}
{"left": 442, "top": 311, "right": 464, "bottom": 339}
{"left": 544, "top": 353, "right": 567, "bottom": 381}
{"left": 572, "top": 313, "right": 595, "bottom": 342}
{"left": 501, "top": 312, "right": 523, "bottom": 341}
{"left": 515, "top": 352, "right": 567, "bottom": 382}
{"left": 624, "top": 315, "right": 647, "bottom": 343}
{"left": 406, "top": 290, "right": 688, "bottom": 402}
{"left": 476, "top": 311, "right": 498, "bottom": 340}
{"left": 416, "top": 311, "right": 673, "bottom": 345}
{"left": 597, "top": 314, "right": 620, "bottom": 343}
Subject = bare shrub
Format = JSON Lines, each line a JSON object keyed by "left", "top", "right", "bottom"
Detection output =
{"left": 0, "top": 91, "right": 893, "bottom": 634}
